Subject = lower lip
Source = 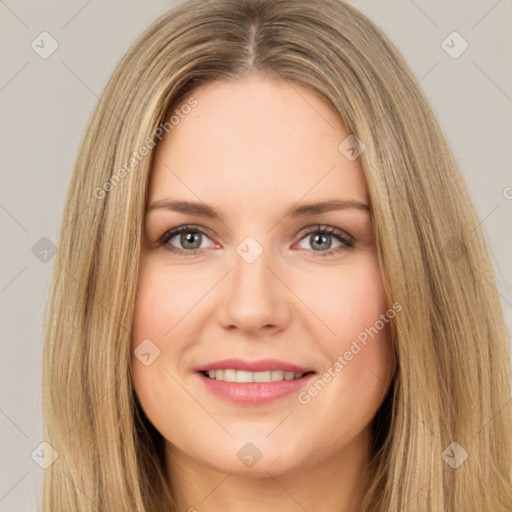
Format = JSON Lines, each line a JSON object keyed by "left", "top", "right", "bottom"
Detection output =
{"left": 196, "top": 372, "right": 316, "bottom": 405}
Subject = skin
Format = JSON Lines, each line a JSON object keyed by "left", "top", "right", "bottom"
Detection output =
{"left": 131, "top": 74, "right": 395, "bottom": 512}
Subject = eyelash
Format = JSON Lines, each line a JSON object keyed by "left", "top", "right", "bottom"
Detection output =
{"left": 158, "top": 224, "right": 355, "bottom": 259}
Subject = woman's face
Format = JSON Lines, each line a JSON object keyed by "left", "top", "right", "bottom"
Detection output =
{"left": 131, "top": 75, "right": 394, "bottom": 478}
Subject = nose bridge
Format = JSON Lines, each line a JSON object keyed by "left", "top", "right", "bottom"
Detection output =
{"left": 232, "top": 236, "right": 271, "bottom": 291}
{"left": 216, "top": 234, "right": 291, "bottom": 332}
{"left": 231, "top": 234, "right": 277, "bottom": 302}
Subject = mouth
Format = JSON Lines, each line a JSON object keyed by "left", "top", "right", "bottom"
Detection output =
{"left": 194, "top": 359, "right": 317, "bottom": 405}
{"left": 199, "top": 369, "right": 315, "bottom": 383}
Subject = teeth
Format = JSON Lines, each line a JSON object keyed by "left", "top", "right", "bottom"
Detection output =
{"left": 205, "top": 369, "right": 305, "bottom": 382}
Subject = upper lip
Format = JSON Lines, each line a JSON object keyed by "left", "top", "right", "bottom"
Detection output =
{"left": 195, "top": 358, "right": 315, "bottom": 374}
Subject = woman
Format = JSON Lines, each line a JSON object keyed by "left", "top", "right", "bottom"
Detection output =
{"left": 42, "top": 0, "right": 512, "bottom": 510}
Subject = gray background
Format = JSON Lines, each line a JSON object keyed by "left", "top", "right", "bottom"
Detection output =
{"left": 1, "top": 0, "right": 511, "bottom": 510}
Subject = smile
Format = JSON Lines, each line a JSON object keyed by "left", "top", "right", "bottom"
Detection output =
{"left": 194, "top": 358, "right": 317, "bottom": 404}
{"left": 201, "top": 369, "right": 309, "bottom": 382}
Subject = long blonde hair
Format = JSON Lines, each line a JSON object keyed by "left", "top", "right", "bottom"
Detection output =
{"left": 42, "top": 0, "right": 512, "bottom": 510}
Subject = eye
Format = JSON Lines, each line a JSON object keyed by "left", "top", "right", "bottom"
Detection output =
{"left": 159, "top": 224, "right": 216, "bottom": 256}
{"left": 158, "top": 224, "right": 355, "bottom": 258}
{"left": 295, "top": 225, "right": 354, "bottom": 258}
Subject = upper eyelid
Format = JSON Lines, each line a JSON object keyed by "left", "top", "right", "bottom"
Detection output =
{"left": 159, "top": 224, "right": 215, "bottom": 245}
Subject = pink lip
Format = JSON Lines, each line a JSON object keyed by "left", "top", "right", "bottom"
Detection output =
{"left": 196, "top": 372, "right": 316, "bottom": 405}
{"left": 194, "top": 358, "right": 314, "bottom": 373}
{"left": 194, "top": 358, "right": 316, "bottom": 405}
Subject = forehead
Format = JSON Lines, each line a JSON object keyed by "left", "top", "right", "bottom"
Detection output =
{"left": 148, "top": 76, "right": 368, "bottom": 213}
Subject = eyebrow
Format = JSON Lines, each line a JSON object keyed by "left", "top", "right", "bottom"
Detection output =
{"left": 147, "top": 198, "right": 370, "bottom": 220}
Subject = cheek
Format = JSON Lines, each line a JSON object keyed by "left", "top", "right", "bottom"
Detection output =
{"left": 132, "top": 257, "right": 172, "bottom": 341}
{"left": 130, "top": 262, "right": 181, "bottom": 403}
{"left": 302, "top": 256, "right": 390, "bottom": 345}
{"left": 297, "top": 256, "right": 394, "bottom": 413}
{"left": 130, "top": 262, "right": 193, "bottom": 434}
{"left": 130, "top": 258, "right": 220, "bottom": 415}
{"left": 131, "top": 258, "right": 204, "bottom": 348}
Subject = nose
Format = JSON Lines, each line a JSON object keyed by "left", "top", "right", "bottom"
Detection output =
{"left": 215, "top": 245, "right": 292, "bottom": 334}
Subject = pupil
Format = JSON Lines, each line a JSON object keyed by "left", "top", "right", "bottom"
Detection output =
{"left": 312, "top": 233, "right": 331, "bottom": 251}
{"left": 182, "top": 232, "right": 201, "bottom": 249}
